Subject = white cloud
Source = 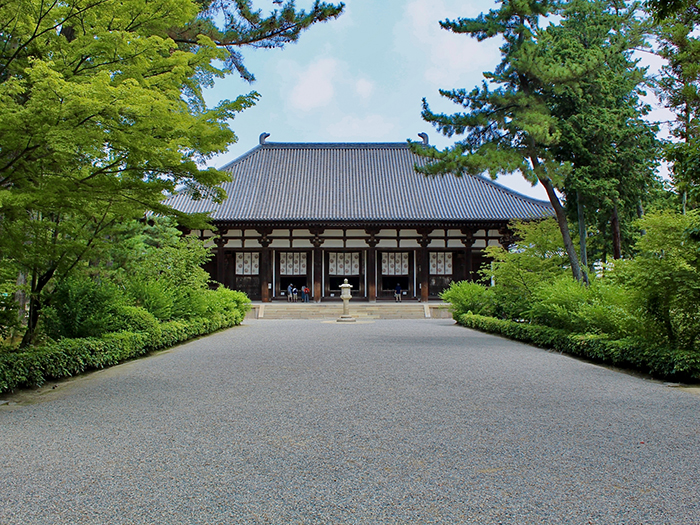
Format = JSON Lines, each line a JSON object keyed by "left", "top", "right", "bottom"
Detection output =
{"left": 395, "top": 0, "right": 501, "bottom": 87}
{"left": 288, "top": 58, "right": 339, "bottom": 111}
{"left": 327, "top": 114, "right": 396, "bottom": 140}
{"left": 355, "top": 78, "right": 374, "bottom": 99}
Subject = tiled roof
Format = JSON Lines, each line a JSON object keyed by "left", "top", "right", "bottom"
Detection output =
{"left": 163, "top": 142, "right": 554, "bottom": 223}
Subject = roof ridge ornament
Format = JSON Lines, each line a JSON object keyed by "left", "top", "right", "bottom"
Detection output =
{"left": 418, "top": 132, "right": 429, "bottom": 145}
{"left": 259, "top": 132, "right": 270, "bottom": 145}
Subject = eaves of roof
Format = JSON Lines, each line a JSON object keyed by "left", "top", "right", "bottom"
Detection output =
{"left": 163, "top": 142, "right": 554, "bottom": 224}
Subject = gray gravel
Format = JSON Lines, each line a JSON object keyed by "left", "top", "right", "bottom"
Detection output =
{"left": 1, "top": 319, "right": 699, "bottom": 524}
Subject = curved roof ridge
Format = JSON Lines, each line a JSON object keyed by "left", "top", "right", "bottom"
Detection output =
{"left": 217, "top": 144, "right": 263, "bottom": 172}
{"left": 470, "top": 173, "right": 551, "bottom": 208}
{"left": 162, "top": 140, "right": 554, "bottom": 222}
{"left": 260, "top": 142, "right": 410, "bottom": 149}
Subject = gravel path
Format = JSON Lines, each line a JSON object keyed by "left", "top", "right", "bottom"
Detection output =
{"left": 1, "top": 319, "right": 699, "bottom": 524}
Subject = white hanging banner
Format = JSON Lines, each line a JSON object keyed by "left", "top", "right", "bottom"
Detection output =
{"left": 328, "top": 252, "right": 360, "bottom": 275}
{"left": 382, "top": 252, "right": 409, "bottom": 276}
{"left": 429, "top": 252, "right": 453, "bottom": 275}
{"left": 279, "top": 252, "right": 307, "bottom": 275}
{"left": 235, "top": 252, "right": 260, "bottom": 275}
{"left": 329, "top": 252, "right": 337, "bottom": 275}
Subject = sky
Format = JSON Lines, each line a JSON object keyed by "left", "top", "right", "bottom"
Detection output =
{"left": 202, "top": 0, "right": 671, "bottom": 201}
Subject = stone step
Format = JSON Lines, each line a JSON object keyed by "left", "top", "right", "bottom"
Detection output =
{"left": 248, "top": 303, "right": 451, "bottom": 320}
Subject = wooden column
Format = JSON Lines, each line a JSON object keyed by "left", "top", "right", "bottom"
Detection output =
{"left": 311, "top": 227, "right": 325, "bottom": 303}
{"left": 418, "top": 229, "right": 432, "bottom": 302}
{"left": 313, "top": 247, "right": 322, "bottom": 302}
{"left": 258, "top": 228, "right": 272, "bottom": 302}
{"left": 260, "top": 245, "right": 271, "bottom": 302}
{"left": 366, "top": 229, "right": 379, "bottom": 302}
{"left": 213, "top": 235, "right": 227, "bottom": 287}
{"left": 461, "top": 228, "right": 476, "bottom": 282}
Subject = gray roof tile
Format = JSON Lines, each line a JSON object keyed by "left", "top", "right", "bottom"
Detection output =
{"left": 163, "top": 142, "right": 554, "bottom": 223}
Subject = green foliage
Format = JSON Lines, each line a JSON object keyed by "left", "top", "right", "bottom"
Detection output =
{"left": 0, "top": 262, "right": 20, "bottom": 340}
{"left": 411, "top": 0, "right": 663, "bottom": 279}
{"left": 613, "top": 210, "right": 700, "bottom": 350}
{"left": 457, "top": 313, "right": 700, "bottom": 381}
{"left": 546, "top": 0, "right": 660, "bottom": 260}
{"left": 440, "top": 281, "right": 496, "bottom": 319}
{"left": 178, "top": 1, "right": 345, "bottom": 82}
{"left": 0, "top": 302, "right": 248, "bottom": 393}
{"left": 122, "top": 233, "right": 213, "bottom": 321}
{"left": 42, "top": 276, "right": 127, "bottom": 339}
{"left": 528, "top": 277, "right": 640, "bottom": 338}
{"left": 438, "top": 210, "right": 700, "bottom": 379}
{"left": 204, "top": 287, "right": 252, "bottom": 318}
{"left": 126, "top": 281, "right": 176, "bottom": 322}
{"left": 482, "top": 218, "right": 570, "bottom": 319}
{"left": 108, "top": 306, "right": 162, "bottom": 337}
{"left": 441, "top": 218, "right": 648, "bottom": 339}
{"left": 24, "top": 219, "right": 246, "bottom": 343}
{"left": 655, "top": 4, "right": 700, "bottom": 210}
{"left": 0, "top": 0, "right": 342, "bottom": 346}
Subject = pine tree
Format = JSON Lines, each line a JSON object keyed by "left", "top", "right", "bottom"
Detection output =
{"left": 411, "top": 0, "right": 588, "bottom": 282}
{"left": 412, "top": 0, "right": 660, "bottom": 276}
{"left": 655, "top": 3, "right": 700, "bottom": 211}
{"left": 545, "top": 0, "right": 659, "bottom": 261}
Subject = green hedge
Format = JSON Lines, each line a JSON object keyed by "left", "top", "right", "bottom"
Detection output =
{"left": 457, "top": 313, "right": 700, "bottom": 381}
{"left": 0, "top": 309, "right": 245, "bottom": 394}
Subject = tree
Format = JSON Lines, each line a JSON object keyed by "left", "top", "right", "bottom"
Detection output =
{"left": 544, "top": 0, "right": 659, "bottom": 261}
{"left": 482, "top": 218, "right": 570, "bottom": 320}
{"left": 646, "top": 0, "right": 693, "bottom": 20}
{"left": 0, "top": 0, "right": 343, "bottom": 346}
{"left": 655, "top": 3, "right": 700, "bottom": 211}
{"left": 410, "top": 0, "right": 588, "bottom": 283}
{"left": 171, "top": 0, "right": 345, "bottom": 82}
{"left": 614, "top": 210, "right": 700, "bottom": 349}
{"left": 411, "top": 0, "right": 662, "bottom": 278}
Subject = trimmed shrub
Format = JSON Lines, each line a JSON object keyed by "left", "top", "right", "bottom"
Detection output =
{"left": 127, "top": 280, "right": 175, "bottom": 321}
{"left": 527, "top": 277, "right": 642, "bottom": 338}
{"left": 42, "top": 276, "right": 127, "bottom": 339}
{"left": 205, "top": 287, "right": 251, "bottom": 317}
{"left": 0, "top": 291, "right": 250, "bottom": 393}
{"left": 457, "top": 313, "right": 700, "bottom": 381}
{"left": 107, "top": 305, "right": 161, "bottom": 334}
{"left": 440, "top": 281, "right": 496, "bottom": 319}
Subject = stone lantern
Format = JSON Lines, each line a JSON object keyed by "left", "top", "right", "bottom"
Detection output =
{"left": 337, "top": 278, "right": 356, "bottom": 323}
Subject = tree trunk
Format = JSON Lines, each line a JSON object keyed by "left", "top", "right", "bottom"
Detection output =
{"left": 19, "top": 268, "right": 56, "bottom": 348}
{"left": 682, "top": 191, "right": 687, "bottom": 215}
{"left": 538, "top": 176, "right": 588, "bottom": 285}
{"left": 611, "top": 205, "right": 622, "bottom": 260}
{"left": 577, "top": 191, "right": 588, "bottom": 269}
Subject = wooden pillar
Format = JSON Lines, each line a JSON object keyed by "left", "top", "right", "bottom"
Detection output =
{"left": 366, "top": 229, "right": 378, "bottom": 302}
{"left": 418, "top": 229, "right": 432, "bottom": 302}
{"left": 461, "top": 228, "right": 476, "bottom": 282}
{"left": 258, "top": 228, "right": 272, "bottom": 302}
{"left": 214, "top": 237, "right": 227, "bottom": 287}
{"left": 313, "top": 247, "right": 322, "bottom": 302}
{"left": 260, "top": 246, "right": 271, "bottom": 302}
{"left": 311, "top": 227, "right": 325, "bottom": 303}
